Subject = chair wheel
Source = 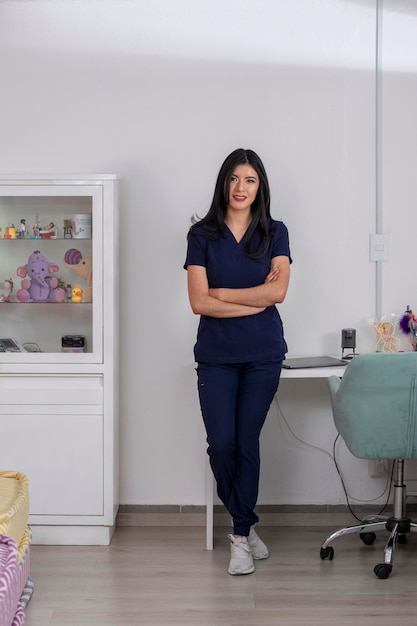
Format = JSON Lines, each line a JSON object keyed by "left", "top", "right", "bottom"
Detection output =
{"left": 374, "top": 563, "right": 392, "bottom": 579}
{"left": 398, "top": 534, "right": 407, "bottom": 544}
{"left": 360, "top": 532, "right": 376, "bottom": 545}
{"left": 320, "top": 546, "right": 334, "bottom": 560}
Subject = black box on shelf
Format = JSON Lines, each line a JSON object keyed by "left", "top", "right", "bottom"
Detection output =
{"left": 61, "top": 335, "right": 85, "bottom": 353}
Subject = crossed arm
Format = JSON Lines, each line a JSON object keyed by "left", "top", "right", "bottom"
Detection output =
{"left": 187, "top": 256, "right": 290, "bottom": 319}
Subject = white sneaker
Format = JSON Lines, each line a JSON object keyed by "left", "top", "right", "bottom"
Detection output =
{"left": 227, "top": 534, "right": 255, "bottom": 576}
{"left": 248, "top": 527, "right": 269, "bottom": 560}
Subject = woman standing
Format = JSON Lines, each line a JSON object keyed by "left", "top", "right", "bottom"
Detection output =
{"left": 184, "top": 148, "right": 291, "bottom": 575}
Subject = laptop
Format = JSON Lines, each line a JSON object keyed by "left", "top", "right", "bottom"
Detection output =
{"left": 282, "top": 356, "right": 349, "bottom": 369}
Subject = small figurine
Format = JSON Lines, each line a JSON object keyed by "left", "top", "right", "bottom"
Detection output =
{"left": 71, "top": 284, "right": 83, "bottom": 303}
{"left": 63, "top": 219, "right": 72, "bottom": 238}
{"left": 0, "top": 278, "right": 13, "bottom": 302}
{"left": 17, "top": 219, "right": 26, "bottom": 238}
{"left": 32, "top": 213, "right": 40, "bottom": 238}
{"left": 39, "top": 221, "right": 57, "bottom": 239}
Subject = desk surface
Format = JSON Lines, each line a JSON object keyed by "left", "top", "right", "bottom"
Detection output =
{"left": 281, "top": 366, "right": 347, "bottom": 379}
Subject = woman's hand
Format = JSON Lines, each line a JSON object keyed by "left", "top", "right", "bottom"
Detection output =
{"left": 265, "top": 267, "right": 280, "bottom": 284}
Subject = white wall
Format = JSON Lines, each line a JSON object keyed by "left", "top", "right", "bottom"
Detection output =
{"left": 1, "top": 0, "right": 416, "bottom": 507}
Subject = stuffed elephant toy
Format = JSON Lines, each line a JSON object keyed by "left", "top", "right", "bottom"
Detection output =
{"left": 16, "top": 250, "right": 66, "bottom": 302}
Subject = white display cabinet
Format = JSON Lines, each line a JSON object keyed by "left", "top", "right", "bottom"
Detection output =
{"left": 0, "top": 175, "right": 119, "bottom": 545}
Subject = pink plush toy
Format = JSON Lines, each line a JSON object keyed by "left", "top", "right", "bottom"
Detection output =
{"left": 16, "top": 250, "right": 66, "bottom": 302}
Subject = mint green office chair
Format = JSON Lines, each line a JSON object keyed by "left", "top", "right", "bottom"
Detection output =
{"left": 320, "top": 352, "right": 417, "bottom": 579}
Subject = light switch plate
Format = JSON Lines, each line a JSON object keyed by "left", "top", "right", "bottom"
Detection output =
{"left": 369, "top": 233, "right": 389, "bottom": 261}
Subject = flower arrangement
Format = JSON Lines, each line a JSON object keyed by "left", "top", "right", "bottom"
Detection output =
{"left": 370, "top": 315, "right": 398, "bottom": 352}
{"left": 399, "top": 306, "right": 417, "bottom": 351}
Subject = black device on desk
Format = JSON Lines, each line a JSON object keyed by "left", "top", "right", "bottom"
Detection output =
{"left": 282, "top": 356, "right": 349, "bottom": 369}
{"left": 341, "top": 328, "right": 357, "bottom": 359}
{"left": 0, "top": 338, "right": 26, "bottom": 352}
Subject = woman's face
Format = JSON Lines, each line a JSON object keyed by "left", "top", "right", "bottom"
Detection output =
{"left": 227, "top": 164, "right": 260, "bottom": 213}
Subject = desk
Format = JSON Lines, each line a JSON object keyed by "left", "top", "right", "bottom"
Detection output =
{"left": 205, "top": 365, "right": 347, "bottom": 550}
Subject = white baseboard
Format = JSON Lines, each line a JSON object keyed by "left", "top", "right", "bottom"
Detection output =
{"left": 30, "top": 524, "right": 115, "bottom": 545}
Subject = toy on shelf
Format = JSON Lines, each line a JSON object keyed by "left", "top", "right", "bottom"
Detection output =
{"left": 63, "top": 248, "right": 92, "bottom": 302}
{"left": 31, "top": 214, "right": 40, "bottom": 239}
{"left": 63, "top": 219, "right": 72, "bottom": 238}
{"left": 370, "top": 314, "right": 398, "bottom": 352}
{"left": 39, "top": 221, "right": 57, "bottom": 239}
{"left": 16, "top": 250, "right": 66, "bottom": 302}
{"left": 399, "top": 305, "right": 417, "bottom": 351}
{"left": 71, "top": 285, "right": 83, "bottom": 303}
{"left": 5, "top": 225, "right": 16, "bottom": 239}
{"left": 0, "top": 279, "right": 13, "bottom": 302}
{"left": 17, "top": 219, "right": 26, "bottom": 238}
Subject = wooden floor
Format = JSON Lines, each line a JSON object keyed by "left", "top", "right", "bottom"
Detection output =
{"left": 24, "top": 525, "right": 417, "bottom": 625}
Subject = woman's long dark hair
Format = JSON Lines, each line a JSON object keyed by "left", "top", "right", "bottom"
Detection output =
{"left": 188, "top": 148, "right": 275, "bottom": 260}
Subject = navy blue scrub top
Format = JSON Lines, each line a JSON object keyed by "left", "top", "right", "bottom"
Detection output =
{"left": 184, "top": 218, "right": 291, "bottom": 364}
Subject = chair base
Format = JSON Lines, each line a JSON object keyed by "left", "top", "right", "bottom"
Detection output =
{"left": 320, "top": 460, "right": 416, "bottom": 578}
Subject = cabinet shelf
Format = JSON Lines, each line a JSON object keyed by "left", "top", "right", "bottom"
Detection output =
{"left": 0, "top": 237, "right": 92, "bottom": 242}
{"left": 0, "top": 300, "right": 93, "bottom": 304}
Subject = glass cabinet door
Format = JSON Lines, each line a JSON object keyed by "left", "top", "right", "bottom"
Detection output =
{"left": 0, "top": 184, "right": 103, "bottom": 364}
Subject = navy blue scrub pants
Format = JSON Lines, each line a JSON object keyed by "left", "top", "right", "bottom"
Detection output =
{"left": 197, "top": 359, "right": 282, "bottom": 537}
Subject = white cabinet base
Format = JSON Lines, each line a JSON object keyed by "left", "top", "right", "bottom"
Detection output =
{"left": 30, "top": 524, "right": 116, "bottom": 546}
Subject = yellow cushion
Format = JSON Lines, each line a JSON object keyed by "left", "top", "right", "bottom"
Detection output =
{"left": 0, "top": 471, "right": 30, "bottom": 548}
